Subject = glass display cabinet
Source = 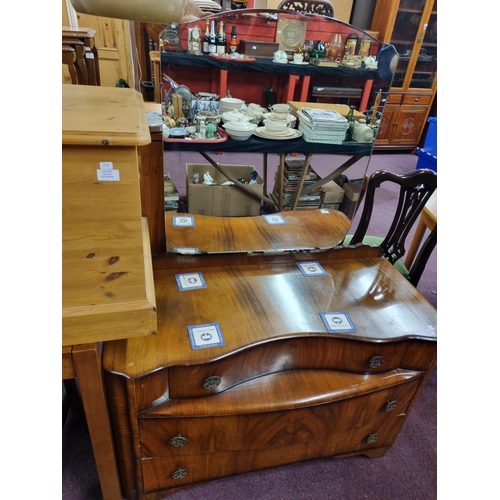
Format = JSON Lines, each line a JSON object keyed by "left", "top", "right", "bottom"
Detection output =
{"left": 370, "top": 0, "right": 437, "bottom": 149}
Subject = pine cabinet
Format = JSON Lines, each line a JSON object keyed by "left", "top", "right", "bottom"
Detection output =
{"left": 371, "top": 0, "right": 437, "bottom": 150}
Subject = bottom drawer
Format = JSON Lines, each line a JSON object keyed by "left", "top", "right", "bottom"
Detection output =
{"left": 141, "top": 416, "right": 406, "bottom": 493}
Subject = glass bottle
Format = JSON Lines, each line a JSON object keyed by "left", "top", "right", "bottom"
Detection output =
{"left": 327, "top": 33, "right": 344, "bottom": 61}
{"left": 229, "top": 26, "right": 238, "bottom": 55}
{"left": 203, "top": 20, "right": 210, "bottom": 55}
{"left": 345, "top": 105, "right": 356, "bottom": 141}
{"left": 216, "top": 21, "right": 226, "bottom": 55}
{"left": 208, "top": 20, "right": 217, "bottom": 54}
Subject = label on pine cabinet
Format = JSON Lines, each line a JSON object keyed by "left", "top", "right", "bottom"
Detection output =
{"left": 188, "top": 322, "right": 225, "bottom": 350}
{"left": 262, "top": 214, "right": 287, "bottom": 225}
{"left": 175, "top": 272, "right": 207, "bottom": 291}
{"left": 97, "top": 169, "right": 120, "bottom": 181}
{"left": 320, "top": 312, "right": 357, "bottom": 333}
{"left": 297, "top": 261, "right": 327, "bottom": 277}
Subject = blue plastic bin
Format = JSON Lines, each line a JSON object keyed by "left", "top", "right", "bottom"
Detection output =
{"left": 423, "top": 117, "right": 437, "bottom": 157}
{"left": 416, "top": 147, "right": 437, "bottom": 172}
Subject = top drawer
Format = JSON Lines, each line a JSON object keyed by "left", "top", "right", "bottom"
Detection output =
{"left": 402, "top": 94, "right": 433, "bottom": 106}
{"left": 167, "top": 337, "right": 413, "bottom": 399}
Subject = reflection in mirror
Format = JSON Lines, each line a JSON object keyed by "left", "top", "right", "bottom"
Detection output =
{"left": 158, "top": 8, "right": 395, "bottom": 255}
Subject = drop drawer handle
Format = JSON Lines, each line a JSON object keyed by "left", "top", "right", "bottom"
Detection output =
{"left": 367, "top": 433, "right": 379, "bottom": 444}
{"left": 172, "top": 469, "right": 188, "bottom": 480}
{"left": 369, "top": 356, "right": 385, "bottom": 368}
{"left": 203, "top": 375, "right": 222, "bottom": 389}
{"left": 170, "top": 436, "right": 188, "bottom": 447}
{"left": 385, "top": 400, "right": 398, "bottom": 412}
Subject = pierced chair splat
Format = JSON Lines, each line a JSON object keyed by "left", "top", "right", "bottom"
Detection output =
{"left": 344, "top": 168, "right": 437, "bottom": 287}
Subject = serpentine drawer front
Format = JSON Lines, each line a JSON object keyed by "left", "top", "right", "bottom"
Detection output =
{"left": 167, "top": 337, "right": 410, "bottom": 399}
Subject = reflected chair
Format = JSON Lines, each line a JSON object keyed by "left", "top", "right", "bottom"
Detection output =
{"left": 343, "top": 169, "right": 437, "bottom": 287}
{"left": 277, "top": 0, "right": 334, "bottom": 17}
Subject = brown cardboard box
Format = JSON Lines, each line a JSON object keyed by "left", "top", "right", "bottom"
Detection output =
{"left": 239, "top": 40, "right": 279, "bottom": 58}
{"left": 320, "top": 181, "right": 345, "bottom": 206}
{"left": 339, "top": 181, "right": 363, "bottom": 219}
{"left": 186, "top": 164, "right": 263, "bottom": 216}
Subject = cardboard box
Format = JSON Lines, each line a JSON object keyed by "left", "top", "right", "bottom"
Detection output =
{"left": 239, "top": 40, "right": 279, "bottom": 58}
{"left": 320, "top": 181, "right": 345, "bottom": 205}
{"left": 186, "top": 164, "right": 263, "bottom": 216}
{"left": 339, "top": 181, "right": 364, "bottom": 219}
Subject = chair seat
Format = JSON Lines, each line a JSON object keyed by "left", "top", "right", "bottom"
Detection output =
{"left": 343, "top": 235, "right": 409, "bottom": 277}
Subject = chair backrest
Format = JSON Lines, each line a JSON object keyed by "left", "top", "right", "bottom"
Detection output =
{"left": 349, "top": 169, "right": 437, "bottom": 285}
{"left": 277, "top": 0, "right": 334, "bottom": 17}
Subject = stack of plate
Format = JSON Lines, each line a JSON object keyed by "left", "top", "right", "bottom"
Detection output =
{"left": 219, "top": 97, "right": 245, "bottom": 115}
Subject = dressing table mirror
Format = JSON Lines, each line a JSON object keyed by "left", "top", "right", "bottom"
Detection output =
{"left": 158, "top": 8, "right": 397, "bottom": 256}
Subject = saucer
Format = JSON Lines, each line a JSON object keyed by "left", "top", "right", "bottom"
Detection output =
{"left": 272, "top": 59, "right": 288, "bottom": 64}
{"left": 168, "top": 127, "right": 187, "bottom": 137}
{"left": 289, "top": 61, "right": 309, "bottom": 65}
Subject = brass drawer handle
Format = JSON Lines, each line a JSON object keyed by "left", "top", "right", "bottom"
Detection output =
{"left": 385, "top": 400, "right": 398, "bottom": 412}
{"left": 414, "top": 97, "right": 420, "bottom": 103}
{"left": 170, "top": 436, "right": 188, "bottom": 447}
{"left": 369, "top": 355, "right": 385, "bottom": 368}
{"left": 203, "top": 375, "right": 222, "bottom": 389}
{"left": 172, "top": 468, "right": 188, "bottom": 480}
{"left": 367, "top": 433, "right": 379, "bottom": 444}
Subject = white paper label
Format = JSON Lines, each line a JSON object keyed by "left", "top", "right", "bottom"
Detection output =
{"left": 99, "top": 162, "right": 113, "bottom": 170}
{"left": 97, "top": 169, "right": 120, "bottom": 181}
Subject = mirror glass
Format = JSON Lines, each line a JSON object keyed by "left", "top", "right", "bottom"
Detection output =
{"left": 159, "top": 8, "right": 395, "bottom": 254}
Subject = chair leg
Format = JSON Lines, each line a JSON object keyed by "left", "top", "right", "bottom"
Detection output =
{"left": 407, "top": 225, "right": 437, "bottom": 287}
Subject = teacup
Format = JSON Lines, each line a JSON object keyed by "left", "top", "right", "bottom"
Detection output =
{"left": 271, "top": 103, "right": 291, "bottom": 115}
{"left": 293, "top": 53, "right": 304, "bottom": 64}
{"left": 269, "top": 111, "right": 290, "bottom": 122}
{"left": 264, "top": 119, "right": 290, "bottom": 133}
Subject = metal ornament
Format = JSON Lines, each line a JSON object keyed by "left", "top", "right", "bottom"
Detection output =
{"left": 203, "top": 375, "right": 222, "bottom": 389}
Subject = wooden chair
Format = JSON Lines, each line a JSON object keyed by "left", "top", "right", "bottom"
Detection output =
{"left": 344, "top": 169, "right": 437, "bottom": 287}
{"left": 277, "top": 0, "right": 334, "bottom": 17}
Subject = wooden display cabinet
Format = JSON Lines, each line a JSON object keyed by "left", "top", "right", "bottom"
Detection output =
{"left": 371, "top": 0, "right": 437, "bottom": 150}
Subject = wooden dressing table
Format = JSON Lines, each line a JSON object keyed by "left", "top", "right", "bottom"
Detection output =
{"left": 103, "top": 244, "right": 437, "bottom": 499}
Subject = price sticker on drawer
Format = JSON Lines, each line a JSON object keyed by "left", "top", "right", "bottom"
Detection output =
{"left": 320, "top": 311, "right": 357, "bottom": 333}
{"left": 175, "top": 272, "right": 207, "bottom": 291}
{"left": 188, "top": 322, "right": 226, "bottom": 350}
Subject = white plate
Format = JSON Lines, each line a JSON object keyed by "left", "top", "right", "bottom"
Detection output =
{"left": 272, "top": 59, "right": 289, "bottom": 64}
{"left": 168, "top": 127, "right": 187, "bottom": 137}
{"left": 288, "top": 61, "right": 309, "bottom": 65}
{"left": 254, "top": 127, "right": 303, "bottom": 140}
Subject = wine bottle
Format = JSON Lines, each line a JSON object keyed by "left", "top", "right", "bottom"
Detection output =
{"left": 202, "top": 19, "right": 210, "bottom": 54}
{"left": 345, "top": 105, "right": 356, "bottom": 142}
{"left": 216, "top": 21, "right": 226, "bottom": 55}
{"left": 229, "top": 26, "right": 238, "bottom": 55}
{"left": 208, "top": 20, "right": 217, "bottom": 54}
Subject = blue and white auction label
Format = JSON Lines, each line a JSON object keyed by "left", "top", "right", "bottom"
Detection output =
{"left": 173, "top": 216, "right": 195, "bottom": 227}
{"left": 320, "top": 312, "right": 357, "bottom": 333}
{"left": 175, "top": 272, "right": 207, "bottom": 291}
{"left": 297, "top": 261, "right": 327, "bottom": 277}
{"left": 262, "top": 214, "right": 287, "bottom": 225}
{"left": 188, "top": 322, "right": 225, "bottom": 350}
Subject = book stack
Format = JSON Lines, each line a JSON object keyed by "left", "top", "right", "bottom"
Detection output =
{"left": 297, "top": 107, "right": 348, "bottom": 145}
{"left": 164, "top": 176, "right": 179, "bottom": 213}
{"left": 272, "top": 154, "right": 322, "bottom": 210}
